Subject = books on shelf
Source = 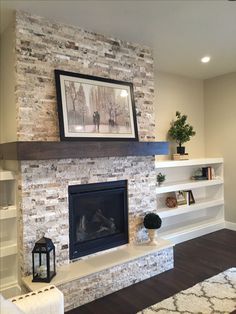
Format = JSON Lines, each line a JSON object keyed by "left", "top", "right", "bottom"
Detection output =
{"left": 192, "top": 166, "right": 215, "bottom": 181}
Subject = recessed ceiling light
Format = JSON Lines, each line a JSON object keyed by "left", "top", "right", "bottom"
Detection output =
{"left": 201, "top": 56, "right": 211, "bottom": 63}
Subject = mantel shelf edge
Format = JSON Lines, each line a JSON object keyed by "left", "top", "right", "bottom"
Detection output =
{"left": 0, "top": 141, "right": 169, "bottom": 160}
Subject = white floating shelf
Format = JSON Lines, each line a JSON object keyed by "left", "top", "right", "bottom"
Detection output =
{"left": 159, "top": 218, "right": 225, "bottom": 244}
{"left": 0, "top": 241, "right": 17, "bottom": 258}
{"left": 0, "top": 170, "right": 15, "bottom": 181}
{"left": 0, "top": 206, "right": 17, "bottom": 220}
{"left": 158, "top": 198, "right": 224, "bottom": 218}
{"left": 155, "top": 158, "right": 223, "bottom": 169}
{"left": 156, "top": 178, "right": 223, "bottom": 194}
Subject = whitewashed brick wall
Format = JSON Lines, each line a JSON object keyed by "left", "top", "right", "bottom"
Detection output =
{"left": 14, "top": 15, "right": 173, "bottom": 311}
{"left": 15, "top": 11, "right": 155, "bottom": 142}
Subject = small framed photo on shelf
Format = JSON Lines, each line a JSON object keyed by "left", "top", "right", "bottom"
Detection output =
{"left": 175, "top": 191, "right": 187, "bottom": 206}
{"left": 187, "top": 190, "right": 195, "bottom": 205}
{"left": 183, "top": 190, "right": 195, "bottom": 205}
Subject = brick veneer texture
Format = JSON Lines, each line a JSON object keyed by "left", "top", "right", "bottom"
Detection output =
{"left": 19, "top": 156, "right": 156, "bottom": 276}
{"left": 59, "top": 247, "right": 174, "bottom": 311}
{"left": 15, "top": 11, "right": 155, "bottom": 142}
{"left": 14, "top": 12, "right": 172, "bottom": 309}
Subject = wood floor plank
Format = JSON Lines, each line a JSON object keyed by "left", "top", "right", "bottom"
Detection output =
{"left": 67, "top": 229, "right": 236, "bottom": 314}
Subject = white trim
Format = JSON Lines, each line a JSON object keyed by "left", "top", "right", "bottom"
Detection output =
{"left": 155, "top": 158, "right": 223, "bottom": 169}
{"left": 0, "top": 241, "right": 17, "bottom": 258}
{"left": 0, "top": 206, "right": 17, "bottom": 220}
{"left": 225, "top": 221, "right": 236, "bottom": 231}
{"left": 158, "top": 198, "right": 224, "bottom": 219}
{"left": 160, "top": 219, "right": 225, "bottom": 244}
{"left": 0, "top": 170, "right": 15, "bottom": 181}
{"left": 156, "top": 178, "right": 223, "bottom": 194}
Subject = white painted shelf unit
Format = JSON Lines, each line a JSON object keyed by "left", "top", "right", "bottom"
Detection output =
{"left": 0, "top": 169, "right": 19, "bottom": 298}
{"left": 155, "top": 158, "right": 224, "bottom": 244}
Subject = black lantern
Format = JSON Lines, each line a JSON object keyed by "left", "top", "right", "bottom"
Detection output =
{"left": 32, "top": 236, "right": 56, "bottom": 283}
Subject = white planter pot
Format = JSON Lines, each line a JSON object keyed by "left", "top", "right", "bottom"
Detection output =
{"left": 147, "top": 229, "right": 158, "bottom": 245}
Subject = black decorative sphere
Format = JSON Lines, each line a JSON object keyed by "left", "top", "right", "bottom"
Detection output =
{"left": 143, "top": 213, "right": 162, "bottom": 229}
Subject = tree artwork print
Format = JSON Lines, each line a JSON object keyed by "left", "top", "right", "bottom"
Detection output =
{"left": 55, "top": 70, "right": 138, "bottom": 141}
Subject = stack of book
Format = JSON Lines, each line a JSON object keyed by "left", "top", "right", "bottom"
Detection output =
{"left": 192, "top": 167, "right": 215, "bottom": 180}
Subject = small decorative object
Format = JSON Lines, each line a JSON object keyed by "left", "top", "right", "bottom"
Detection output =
{"left": 143, "top": 213, "right": 162, "bottom": 245}
{"left": 173, "top": 153, "right": 181, "bottom": 160}
{"left": 165, "top": 196, "right": 177, "bottom": 208}
{"left": 157, "top": 172, "right": 166, "bottom": 186}
{"left": 175, "top": 191, "right": 187, "bottom": 206}
{"left": 168, "top": 111, "right": 196, "bottom": 155}
{"left": 173, "top": 153, "right": 189, "bottom": 160}
{"left": 192, "top": 168, "right": 208, "bottom": 180}
{"left": 32, "top": 236, "right": 56, "bottom": 283}
{"left": 55, "top": 70, "right": 138, "bottom": 141}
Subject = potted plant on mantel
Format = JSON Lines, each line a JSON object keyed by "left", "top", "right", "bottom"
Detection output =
{"left": 143, "top": 213, "right": 162, "bottom": 245}
{"left": 168, "top": 111, "right": 196, "bottom": 155}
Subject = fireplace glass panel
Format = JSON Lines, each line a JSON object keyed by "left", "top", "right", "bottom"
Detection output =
{"left": 75, "top": 189, "right": 124, "bottom": 243}
{"left": 69, "top": 180, "right": 128, "bottom": 259}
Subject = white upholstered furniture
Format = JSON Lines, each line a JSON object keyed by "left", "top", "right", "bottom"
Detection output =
{"left": 0, "top": 285, "right": 64, "bottom": 314}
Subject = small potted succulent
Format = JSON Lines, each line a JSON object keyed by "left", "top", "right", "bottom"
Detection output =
{"left": 168, "top": 111, "right": 196, "bottom": 155}
{"left": 157, "top": 172, "right": 166, "bottom": 186}
{"left": 143, "top": 212, "right": 162, "bottom": 245}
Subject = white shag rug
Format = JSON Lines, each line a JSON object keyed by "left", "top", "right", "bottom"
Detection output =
{"left": 138, "top": 268, "right": 236, "bottom": 314}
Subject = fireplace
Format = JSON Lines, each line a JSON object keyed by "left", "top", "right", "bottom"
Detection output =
{"left": 69, "top": 180, "right": 129, "bottom": 259}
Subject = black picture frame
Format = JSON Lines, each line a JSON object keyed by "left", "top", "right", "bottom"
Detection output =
{"left": 185, "top": 190, "right": 195, "bottom": 205}
{"left": 55, "top": 70, "right": 139, "bottom": 141}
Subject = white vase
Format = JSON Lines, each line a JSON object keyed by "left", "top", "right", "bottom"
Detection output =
{"left": 147, "top": 229, "right": 158, "bottom": 245}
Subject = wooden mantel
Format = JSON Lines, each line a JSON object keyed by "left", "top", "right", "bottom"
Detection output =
{"left": 0, "top": 141, "right": 169, "bottom": 160}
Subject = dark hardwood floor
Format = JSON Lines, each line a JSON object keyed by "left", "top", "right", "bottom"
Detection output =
{"left": 68, "top": 229, "right": 236, "bottom": 314}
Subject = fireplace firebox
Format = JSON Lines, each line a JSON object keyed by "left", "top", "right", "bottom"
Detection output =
{"left": 69, "top": 180, "right": 129, "bottom": 260}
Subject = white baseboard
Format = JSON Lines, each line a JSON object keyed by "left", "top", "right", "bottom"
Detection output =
{"left": 225, "top": 221, "right": 236, "bottom": 231}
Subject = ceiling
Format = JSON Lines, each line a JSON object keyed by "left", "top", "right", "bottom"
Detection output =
{"left": 1, "top": 0, "right": 236, "bottom": 79}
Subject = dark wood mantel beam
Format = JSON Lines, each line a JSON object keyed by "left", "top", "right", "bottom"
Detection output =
{"left": 0, "top": 141, "right": 169, "bottom": 161}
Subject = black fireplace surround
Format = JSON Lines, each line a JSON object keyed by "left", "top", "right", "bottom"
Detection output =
{"left": 69, "top": 180, "right": 129, "bottom": 260}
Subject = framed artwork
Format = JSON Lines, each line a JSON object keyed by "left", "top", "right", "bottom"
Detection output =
{"left": 55, "top": 70, "right": 138, "bottom": 141}
{"left": 186, "top": 190, "right": 195, "bottom": 205}
{"left": 175, "top": 190, "right": 195, "bottom": 207}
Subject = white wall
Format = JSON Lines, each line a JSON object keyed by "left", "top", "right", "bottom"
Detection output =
{"left": 0, "top": 23, "right": 16, "bottom": 143}
{"left": 154, "top": 71, "right": 205, "bottom": 160}
{"left": 204, "top": 72, "right": 236, "bottom": 223}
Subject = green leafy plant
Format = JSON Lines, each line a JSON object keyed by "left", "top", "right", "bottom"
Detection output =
{"left": 157, "top": 172, "right": 166, "bottom": 185}
{"left": 143, "top": 213, "right": 162, "bottom": 229}
{"left": 168, "top": 111, "right": 196, "bottom": 148}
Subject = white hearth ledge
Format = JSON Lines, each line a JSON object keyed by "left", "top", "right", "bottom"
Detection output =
{"left": 22, "top": 239, "right": 173, "bottom": 291}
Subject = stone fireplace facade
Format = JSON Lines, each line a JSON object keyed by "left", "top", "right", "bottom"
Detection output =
{"left": 15, "top": 11, "right": 155, "bottom": 142}
{"left": 19, "top": 156, "right": 156, "bottom": 275}
{"left": 11, "top": 11, "right": 174, "bottom": 310}
{"left": 14, "top": 10, "right": 158, "bottom": 274}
